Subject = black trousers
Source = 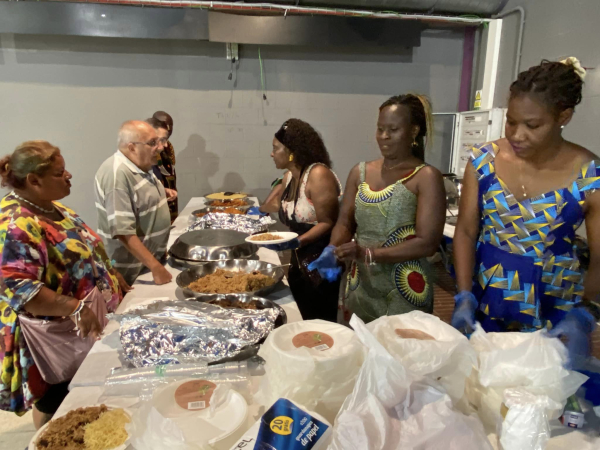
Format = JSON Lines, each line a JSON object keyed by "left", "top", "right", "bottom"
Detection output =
{"left": 287, "top": 263, "right": 340, "bottom": 322}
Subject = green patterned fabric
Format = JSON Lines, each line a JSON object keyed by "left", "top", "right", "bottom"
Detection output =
{"left": 345, "top": 162, "right": 433, "bottom": 323}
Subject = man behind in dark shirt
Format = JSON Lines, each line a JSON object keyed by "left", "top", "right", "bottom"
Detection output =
{"left": 148, "top": 111, "right": 178, "bottom": 222}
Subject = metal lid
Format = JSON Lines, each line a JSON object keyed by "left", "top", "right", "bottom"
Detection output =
{"left": 169, "top": 229, "right": 258, "bottom": 262}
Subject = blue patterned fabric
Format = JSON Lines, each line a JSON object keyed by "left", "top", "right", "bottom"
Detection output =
{"left": 471, "top": 142, "right": 600, "bottom": 331}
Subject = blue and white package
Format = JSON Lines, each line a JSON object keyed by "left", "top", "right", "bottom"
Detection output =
{"left": 229, "top": 398, "right": 331, "bottom": 450}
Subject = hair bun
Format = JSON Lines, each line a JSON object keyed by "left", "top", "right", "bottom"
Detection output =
{"left": 560, "top": 57, "right": 586, "bottom": 81}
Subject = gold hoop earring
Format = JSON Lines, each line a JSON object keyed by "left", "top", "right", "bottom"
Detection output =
{"left": 289, "top": 154, "right": 294, "bottom": 162}
{"left": 412, "top": 139, "right": 418, "bottom": 148}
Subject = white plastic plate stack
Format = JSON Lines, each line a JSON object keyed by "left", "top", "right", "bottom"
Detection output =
{"left": 150, "top": 379, "right": 248, "bottom": 449}
{"left": 256, "top": 319, "right": 365, "bottom": 424}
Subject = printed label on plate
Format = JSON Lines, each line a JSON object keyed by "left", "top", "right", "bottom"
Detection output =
{"left": 270, "top": 416, "right": 294, "bottom": 435}
{"left": 292, "top": 331, "right": 334, "bottom": 351}
{"left": 174, "top": 380, "right": 216, "bottom": 411}
{"left": 394, "top": 328, "right": 435, "bottom": 340}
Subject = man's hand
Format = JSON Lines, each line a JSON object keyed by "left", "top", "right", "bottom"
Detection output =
{"left": 151, "top": 264, "right": 173, "bottom": 285}
{"left": 165, "top": 188, "right": 178, "bottom": 202}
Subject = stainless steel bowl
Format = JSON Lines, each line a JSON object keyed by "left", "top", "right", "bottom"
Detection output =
{"left": 169, "top": 229, "right": 258, "bottom": 262}
{"left": 189, "top": 293, "right": 287, "bottom": 328}
{"left": 169, "top": 253, "right": 259, "bottom": 271}
{"left": 177, "top": 259, "right": 285, "bottom": 297}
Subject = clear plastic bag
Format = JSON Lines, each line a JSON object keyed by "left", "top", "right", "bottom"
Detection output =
{"left": 328, "top": 315, "right": 493, "bottom": 450}
{"left": 500, "top": 388, "right": 561, "bottom": 450}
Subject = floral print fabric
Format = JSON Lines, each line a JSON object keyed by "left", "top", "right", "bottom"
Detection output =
{"left": 0, "top": 193, "right": 119, "bottom": 413}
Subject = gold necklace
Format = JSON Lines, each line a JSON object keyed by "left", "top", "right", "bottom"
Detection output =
{"left": 519, "top": 159, "right": 528, "bottom": 198}
{"left": 382, "top": 159, "right": 404, "bottom": 171}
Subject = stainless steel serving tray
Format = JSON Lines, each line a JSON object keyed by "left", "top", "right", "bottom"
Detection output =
{"left": 177, "top": 259, "right": 284, "bottom": 297}
{"left": 190, "top": 293, "right": 287, "bottom": 328}
{"left": 169, "top": 229, "right": 258, "bottom": 262}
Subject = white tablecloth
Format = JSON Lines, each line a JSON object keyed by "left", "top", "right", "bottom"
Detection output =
{"left": 56, "top": 198, "right": 301, "bottom": 439}
{"left": 53, "top": 199, "right": 597, "bottom": 448}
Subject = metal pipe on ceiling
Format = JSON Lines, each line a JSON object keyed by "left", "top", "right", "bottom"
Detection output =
{"left": 43, "top": 0, "right": 492, "bottom": 25}
{"left": 493, "top": 6, "right": 526, "bottom": 80}
{"left": 264, "top": 0, "right": 509, "bottom": 16}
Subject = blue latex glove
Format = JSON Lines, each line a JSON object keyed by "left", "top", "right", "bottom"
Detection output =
{"left": 548, "top": 307, "right": 596, "bottom": 368}
{"left": 307, "top": 245, "right": 342, "bottom": 282}
{"left": 247, "top": 206, "right": 267, "bottom": 217}
{"left": 263, "top": 237, "right": 300, "bottom": 252}
{"left": 451, "top": 291, "right": 478, "bottom": 334}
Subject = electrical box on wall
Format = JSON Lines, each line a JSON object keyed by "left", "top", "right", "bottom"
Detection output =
{"left": 451, "top": 108, "right": 506, "bottom": 177}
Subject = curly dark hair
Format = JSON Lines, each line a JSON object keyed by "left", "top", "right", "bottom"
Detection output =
{"left": 275, "top": 118, "right": 332, "bottom": 169}
{"left": 510, "top": 60, "right": 583, "bottom": 115}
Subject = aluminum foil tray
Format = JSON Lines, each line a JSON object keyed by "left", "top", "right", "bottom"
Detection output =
{"left": 110, "top": 299, "right": 280, "bottom": 367}
{"left": 187, "top": 213, "right": 275, "bottom": 234}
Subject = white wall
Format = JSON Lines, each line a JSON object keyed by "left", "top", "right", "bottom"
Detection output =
{"left": 0, "top": 29, "right": 464, "bottom": 228}
{"left": 496, "top": 0, "right": 600, "bottom": 153}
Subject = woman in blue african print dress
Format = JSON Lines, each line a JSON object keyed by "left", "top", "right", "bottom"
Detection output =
{"left": 453, "top": 59, "right": 600, "bottom": 365}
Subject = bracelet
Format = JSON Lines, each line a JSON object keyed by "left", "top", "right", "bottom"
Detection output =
{"left": 69, "top": 300, "right": 85, "bottom": 317}
{"left": 364, "top": 248, "right": 376, "bottom": 266}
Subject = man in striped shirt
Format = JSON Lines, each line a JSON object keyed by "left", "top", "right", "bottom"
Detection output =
{"left": 95, "top": 120, "right": 173, "bottom": 285}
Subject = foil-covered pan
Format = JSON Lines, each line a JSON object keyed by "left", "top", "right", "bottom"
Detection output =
{"left": 169, "top": 229, "right": 257, "bottom": 262}
{"left": 187, "top": 213, "right": 275, "bottom": 234}
{"left": 177, "top": 259, "right": 284, "bottom": 297}
{"left": 111, "top": 299, "right": 280, "bottom": 367}
{"left": 189, "top": 293, "right": 287, "bottom": 328}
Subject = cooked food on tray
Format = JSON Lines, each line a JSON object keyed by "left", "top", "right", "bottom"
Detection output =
{"left": 209, "top": 299, "right": 260, "bottom": 310}
{"left": 221, "top": 207, "right": 246, "bottom": 215}
{"left": 210, "top": 199, "right": 249, "bottom": 207}
{"left": 249, "top": 233, "right": 283, "bottom": 241}
{"left": 206, "top": 191, "right": 249, "bottom": 200}
{"left": 36, "top": 405, "right": 130, "bottom": 450}
{"left": 187, "top": 269, "right": 275, "bottom": 294}
{"left": 193, "top": 207, "right": 245, "bottom": 218}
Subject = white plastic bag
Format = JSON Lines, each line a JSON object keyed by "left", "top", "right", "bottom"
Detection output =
{"left": 256, "top": 319, "right": 364, "bottom": 424}
{"left": 366, "top": 311, "right": 477, "bottom": 404}
{"left": 500, "top": 388, "right": 561, "bottom": 450}
{"left": 128, "top": 403, "right": 201, "bottom": 450}
{"left": 328, "top": 315, "right": 493, "bottom": 450}
{"left": 467, "top": 324, "right": 588, "bottom": 445}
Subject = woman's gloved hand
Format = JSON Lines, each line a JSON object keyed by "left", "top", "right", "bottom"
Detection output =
{"left": 451, "top": 290, "right": 478, "bottom": 334}
{"left": 247, "top": 206, "right": 267, "bottom": 217}
{"left": 548, "top": 307, "right": 596, "bottom": 368}
{"left": 263, "top": 237, "right": 300, "bottom": 252}
{"left": 307, "top": 245, "right": 342, "bottom": 282}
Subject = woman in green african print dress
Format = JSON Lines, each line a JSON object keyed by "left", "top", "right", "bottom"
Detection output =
{"left": 309, "top": 94, "right": 446, "bottom": 323}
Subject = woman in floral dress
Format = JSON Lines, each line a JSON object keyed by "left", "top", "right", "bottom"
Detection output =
{"left": 0, "top": 141, "right": 128, "bottom": 427}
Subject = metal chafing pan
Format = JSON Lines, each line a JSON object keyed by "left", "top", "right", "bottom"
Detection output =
{"left": 189, "top": 293, "right": 287, "bottom": 328}
{"left": 177, "top": 259, "right": 285, "bottom": 297}
{"left": 169, "top": 229, "right": 258, "bottom": 262}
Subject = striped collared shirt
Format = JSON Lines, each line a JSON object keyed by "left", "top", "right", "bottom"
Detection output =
{"left": 95, "top": 150, "right": 171, "bottom": 284}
